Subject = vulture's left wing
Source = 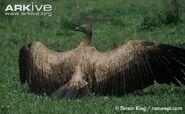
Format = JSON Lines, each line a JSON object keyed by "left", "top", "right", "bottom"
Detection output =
{"left": 94, "top": 40, "right": 185, "bottom": 95}
{"left": 19, "top": 42, "right": 77, "bottom": 94}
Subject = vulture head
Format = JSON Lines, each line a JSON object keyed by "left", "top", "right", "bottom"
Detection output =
{"left": 74, "top": 24, "right": 92, "bottom": 44}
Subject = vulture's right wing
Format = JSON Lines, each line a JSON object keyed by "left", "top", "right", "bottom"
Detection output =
{"left": 19, "top": 42, "right": 76, "bottom": 94}
{"left": 94, "top": 40, "right": 185, "bottom": 95}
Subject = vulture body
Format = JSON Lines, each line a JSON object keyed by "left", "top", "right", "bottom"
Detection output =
{"left": 19, "top": 24, "right": 185, "bottom": 99}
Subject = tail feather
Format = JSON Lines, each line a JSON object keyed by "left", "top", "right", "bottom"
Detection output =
{"left": 51, "top": 80, "right": 89, "bottom": 99}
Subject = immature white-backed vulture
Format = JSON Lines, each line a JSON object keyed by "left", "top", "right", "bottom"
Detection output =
{"left": 19, "top": 24, "right": 185, "bottom": 99}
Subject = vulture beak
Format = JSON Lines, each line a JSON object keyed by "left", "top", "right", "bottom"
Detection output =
{"left": 74, "top": 27, "right": 81, "bottom": 31}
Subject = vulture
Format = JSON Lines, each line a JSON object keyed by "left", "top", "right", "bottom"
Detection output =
{"left": 19, "top": 24, "right": 185, "bottom": 99}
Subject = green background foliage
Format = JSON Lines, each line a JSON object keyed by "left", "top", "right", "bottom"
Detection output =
{"left": 0, "top": 0, "right": 185, "bottom": 113}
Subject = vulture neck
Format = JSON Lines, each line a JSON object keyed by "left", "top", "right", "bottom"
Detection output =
{"left": 79, "top": 31, "right": 92, "bottom": 47}
{"left": 85, "top": 33, "right": 92, "bottom": 45}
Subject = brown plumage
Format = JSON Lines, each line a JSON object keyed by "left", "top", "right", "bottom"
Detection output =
{"left": 19, "top": 24, "right": 185, "bottom": 99}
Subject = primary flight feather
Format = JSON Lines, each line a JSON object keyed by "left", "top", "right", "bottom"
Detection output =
{"left": 19, "top": 24, "right": 185, "bottom": 99}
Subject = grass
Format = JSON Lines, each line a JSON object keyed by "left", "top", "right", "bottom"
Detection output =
{"left": 0, "top": 0, "right": 185, "bottom": 113}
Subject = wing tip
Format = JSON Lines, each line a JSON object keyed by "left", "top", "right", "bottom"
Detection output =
{"left": 19, "top": 43, "right": 32, "bottom": 85}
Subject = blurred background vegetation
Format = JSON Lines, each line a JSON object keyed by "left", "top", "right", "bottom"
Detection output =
{"left": 0, "top": 0, "right": 185, "bottom": 113}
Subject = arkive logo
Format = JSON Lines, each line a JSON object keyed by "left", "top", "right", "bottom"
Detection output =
{"left": 4, "top": 2, "right": 52, "bottom": 16}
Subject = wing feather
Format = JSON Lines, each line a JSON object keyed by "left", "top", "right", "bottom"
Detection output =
{"left": 19, "top": 42, "right": 75, "bottom": 94}
{"left": 94, "top": 40, "right": 185, "bottom": 95}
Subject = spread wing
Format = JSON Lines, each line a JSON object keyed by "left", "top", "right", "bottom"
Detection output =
{"left": 94, "top": 40, "right": 185, "bottom": 95}
{"left": 19, "top": 42, "right": 76, "bottom": 94}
